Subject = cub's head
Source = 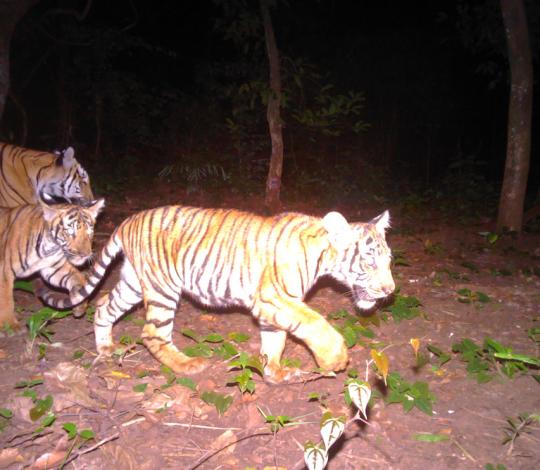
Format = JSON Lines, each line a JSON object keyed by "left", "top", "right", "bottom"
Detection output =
{"left": 41, "top": 196, "right": 105, "bottom": 266}
{"left": 323, "top": 210, "right": 395, "bottom": 310}
{"left": 39, "top": 147, "right": 94, "bottom": 202}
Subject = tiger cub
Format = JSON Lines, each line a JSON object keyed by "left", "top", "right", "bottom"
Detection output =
{"left": 0, "top": 142, "right": 93, "bottom": 207}
{"left": 39, "top": 206, "right": 395, "bottom": 382}
{"left": 0, "top": 196, "right": 105, "bottom": 330}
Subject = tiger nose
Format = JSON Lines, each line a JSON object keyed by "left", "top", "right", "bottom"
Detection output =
{"left": 383, "top": 280, "right": 395, "bottom": 295}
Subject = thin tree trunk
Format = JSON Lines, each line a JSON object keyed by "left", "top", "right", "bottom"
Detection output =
{"left": 260, "top": 0, "right": 283, "bottom": 214}
{"left": 497, "top": 0, "right": 533, "bottom": 232}
{"left": 0, "top": 0, "right": 38, "bottom": 124}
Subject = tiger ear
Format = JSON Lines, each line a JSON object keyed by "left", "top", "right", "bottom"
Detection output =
{"left": 370, "top": 210, "right": 390, "bottom": 234}
{"left": 86, "top": 198, "right": 106, "bottom": 219}
{"left": 40, "top": 198, "right": 61, "bottom": 223}
{"left": 323, "top": 211, "right": 353, "bottom": 249}
{"left": 61, "top": 147, "right": 76, "bottom": 169}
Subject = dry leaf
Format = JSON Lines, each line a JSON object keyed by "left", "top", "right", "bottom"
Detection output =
{"left": 211, "top": 429, "right": 237, "bottom": 454}
{"left": 0, "top": 448, "right": 24, "bottom": 468}
{"left": 370, "top": 349, "right": 389, "bottom": 385}
{"left": 410, "top": 338, "right": 420, "bottom": 358}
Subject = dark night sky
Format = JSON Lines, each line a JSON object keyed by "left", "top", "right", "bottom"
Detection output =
{"left": 6, "top": 0, "right": 540, "bottom": 195}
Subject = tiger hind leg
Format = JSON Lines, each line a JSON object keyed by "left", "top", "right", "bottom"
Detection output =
{"left": 141, "top": 302, "right": 207, "bottom": 375}
{"left": 94, "top": 264, "right": 144, "bottom": 357}
{"left": 259, "top": 326, "right": 305, "bottom": 383}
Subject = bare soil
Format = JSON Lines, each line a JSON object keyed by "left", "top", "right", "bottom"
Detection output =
{"left": 1, "top": 184, "right": 539, "bottom": 470}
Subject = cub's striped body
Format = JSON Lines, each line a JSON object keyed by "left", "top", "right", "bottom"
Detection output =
{"left": 0, "top": 142, "right": 93, "bottom": 207}
{"left": 40, "top": 206, "right": 395, "bottom": 381}
{"left": 0, "top": 197, "right": 104, "bottom": 329}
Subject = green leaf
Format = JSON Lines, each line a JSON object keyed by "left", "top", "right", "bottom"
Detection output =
{"left": 228, "top": 331, "right": 250, "bottom": 343}
{"left": 176, "top": 377, "right": 197, "bottom": 391}
{"left": 181, "top": 328, "right": 200, "bottom": 342}
{"left": 413, "top": 432, "right": 450, "bottom": 442}
{"left": 29, "top": 395, "right": 53, "bottom": 422}
{"left": 339, "top": 325, "right": 357, "bottom": 348}
{"left": 63, "top": 422, "right": 78, "bottom": 440}
{"left": 213, "top": 341, "right": 238, "bottom": 359}
{"left": 0, "top": 408, "right": 13, "bottom": 419}
{"left": 183, "top": 343, "right": 213, "bottom": 358}
{"left": 14, "top": 280, "right": 34, "bottom": 293}
{"left": 202, "top": 333, "right": 224, "bottom": 343}
{"left": 72, "top": 350, "right": 85, "bottom": 360}
{"left": 79, "top": 429, "right": 95, "bottom": 440}
{"left": 200, "top": 391, "right": 233, "bottom": 416}
{"left": 41, "top": 413, "right": 56, "bottom": 427}
{"left": 133, "top": 383, "right": 148, "bottom": 393}
{"left": 494, "top": 352, "right": 539, "bottom": 365}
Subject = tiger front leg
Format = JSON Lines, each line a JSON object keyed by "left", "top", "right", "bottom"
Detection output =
{"left": 40, "top": 263, "right": 87, "bottom": 317}
{"left": 0, "top": 273, "right": 20, "bottom": 331}
{"left": 253, "top": 297, "right": 349, "bottom": 382}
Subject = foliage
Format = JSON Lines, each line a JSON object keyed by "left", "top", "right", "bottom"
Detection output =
{"left": 200, "top": 390, "right": 233, "bottom": 416}
{"left": 384, "top": 294, "right": 422, "bottom": 323}
{"left": 227, "top": 352, "right": 264, "bottom": 394}
{"left": 385, "top": 372, "right": 436, "bottom": 415}
{"left": 502, "top": 413, "right": 540, "bottom": 455}
{"left": 456, "top": 288, "right": 490, "bottom": 306}
{"left": 328, "top": 309, "right": 377, "bottom": 349}
{"left": 452, "top": 337, "right": 539, "bottom": 382}
{"left": 26, "top": 307, "right": 71, "bottom": 351}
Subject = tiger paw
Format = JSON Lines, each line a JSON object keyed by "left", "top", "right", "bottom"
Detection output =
{"left": 72, "top": 302, "right": 88, "bottom": 318}
{"left": 165, "top": 356, "right": 208, "bottom": 375}
{"left": 0, "top": 317, "right": 22, "bottom": 337}
{"left": 264, "top": 364, "right": 307, "bottom": 384}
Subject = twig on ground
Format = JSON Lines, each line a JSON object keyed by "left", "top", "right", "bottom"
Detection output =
{"left": 185, "top": 427, "right": 271, "bottom": 470}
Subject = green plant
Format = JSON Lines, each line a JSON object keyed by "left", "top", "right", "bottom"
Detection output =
{"left": 502, "top": 413, "right": 540, "bottom": 455}
{"left": 61, "top": 423, "right": 95, "bottom": 468}
{"left": 26, "top": 307, "right": 71, "bottom": 350}
{"left": 452, "top": 337, "right": 540, "bottom": 382}
{"left": 328, "top": 309, "right": 376, "bottom": 348}
{"left": 227, "top": 352, "right": 264, "bottom": 394}
{"left": 456, "top": 288, "right": 490, "bottom": 307}
{"left": 384, "top": 294, "right": 422, "bottom": 323}
{"left": 0, "top": 408, "right": 13, "bottom": 432}
{"left": 181, "top": 327, "right": 241, "bottom": 360}
{"left": 200, "top": 390, "right": 233, "bottom": 416}
{"left": 385, "top": 372, "right": 436, "bottom": 415}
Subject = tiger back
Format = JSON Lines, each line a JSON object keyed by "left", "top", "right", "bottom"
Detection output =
{"left": 0, "top": 142, "right": 93, "bottom": 207}
{"left": 0, "top": 197, "right": 104, "bottom": 330}
{"left": 39, "top": 205, "right": 395, "bottom": 382}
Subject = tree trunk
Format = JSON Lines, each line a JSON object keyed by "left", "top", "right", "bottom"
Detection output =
{"left": 260, "top": 0, "right": 284, "bottom": 214}
{"left": 497, "top": 0, "right": 533, "bottom": 233}
{"left": 0, "top": 0, "right": 38, "bottom": 124}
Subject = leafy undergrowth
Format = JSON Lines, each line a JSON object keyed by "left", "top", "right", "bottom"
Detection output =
{"left": 1, "top": 195, "right": 540, "bottom": 469}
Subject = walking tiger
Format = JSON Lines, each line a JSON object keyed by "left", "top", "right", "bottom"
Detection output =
{"left": 0, "top": 142, "right": 93, "bottom": 207}
{"left": 0, "top": 195, "right": 105, "bottom": 330}
{"left": 39, "top": 205, "right": 395, "bottom": 382}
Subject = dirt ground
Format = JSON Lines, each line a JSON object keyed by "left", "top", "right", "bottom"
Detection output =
{"left": 1, "top": 184, "right": 539, "bottom": 470}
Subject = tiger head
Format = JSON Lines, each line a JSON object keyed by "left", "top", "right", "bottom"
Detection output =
{"left": 323, "top": 210, "right": 395, "bottom": 310}
{"left": 40, "top": 147, "right": 94, "bottom": 202}
{"left": 41, "top": 196, "right": 105, "bottom": 266}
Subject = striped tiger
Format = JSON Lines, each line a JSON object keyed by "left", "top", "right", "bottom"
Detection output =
{"left": 0, "top": 142, "right": 94, "bottom": 207}
{"left": 39, "top": 206, "right": 395, "bottom": 382}
{"left": 0, "top": 195, "right": 105, "bottom": 330}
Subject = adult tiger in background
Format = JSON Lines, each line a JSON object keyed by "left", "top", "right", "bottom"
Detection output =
{"left": 39, "top": 205, "right": 395, "bottom": 382}
{"left": 0, "top": 194, "right": 105, "bottom": 330}
{"left": 0, "top": 142, "right": 94, "bottom": 207}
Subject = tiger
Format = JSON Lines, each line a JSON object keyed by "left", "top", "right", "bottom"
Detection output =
{"left": 38, "top": 205, "right": 395, "bottom": 382}
{"left": 0, "top": 194, "right": 105, "bottom": 330}
{"left": 0, "top": 142, "right": 94, "bottom": 207}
